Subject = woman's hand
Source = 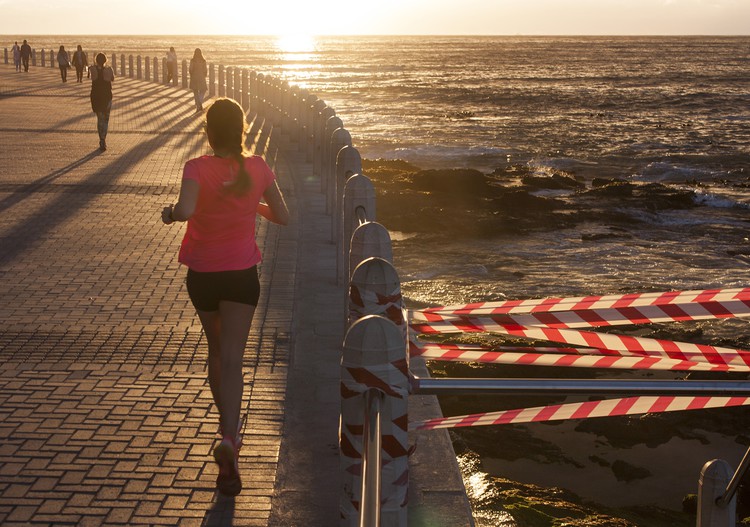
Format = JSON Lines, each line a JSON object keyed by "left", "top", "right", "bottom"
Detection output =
{"left": 161, "top": 205, "right": 174, "bottom": 225}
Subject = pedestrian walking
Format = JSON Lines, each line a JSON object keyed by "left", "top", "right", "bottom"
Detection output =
{"left": 89, "top": 53, "right": 115, "bottom": 151}
{"left": 57, "top": 45, "right": 70, "bottom": 83}
{"left": 71, "top": 45, "right": 88, "bottom": 83}
{"left": 160, "top": 98, "right": 289, "bottom": 496}
{"left": 11, "top": 41, "right": 21, "bottom": 72}
{"left": 189, "top": 48, "right": 207, "bottom": 112}
{"left": 20, "top": 39, "right": 31, "bottom": 72}
{"left": 166, "top": 46, "right": 178, "bottom": 85}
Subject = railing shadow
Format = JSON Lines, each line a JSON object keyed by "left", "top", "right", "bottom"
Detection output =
{"left": 0, "top": 150, "right": 102, "bottom": 215}
{"left": 201, "top": 494, "right": 235, "bottom": 527}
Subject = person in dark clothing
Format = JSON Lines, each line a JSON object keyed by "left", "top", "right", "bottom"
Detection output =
{"left": 89, "top": 53, "right": 115, "bottom": 151}
{"left": 72, "top": 45, "right": 88, "bottom": 83}
{"left": 57, "top": 45, "right": 70, "bottom": 83}
{"left": 20, "top": 40, "right": 31, "bottom": 72}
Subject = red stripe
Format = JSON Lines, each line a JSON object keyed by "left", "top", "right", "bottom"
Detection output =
{"left": 694, "top": 289, "right": 721, "bottom": 304}
{"left": 527, "top": 312, "right": 566, "bottom": 328}
{"left": 455, "top": 302, "right": 486, "bottom": 316}
{"left": 529, "top": 297, "right": 564, "bottom": 313}
{"left": 686, "top": 397, "right": 710, "bottom": 410}
{"left": 491, "top": 299, "right": 524, "bottom": 315}
{"left": 571, "top": 295, "right": 603, "bottom": 311}
{"left": 532, "top": 404, "right": 562, "bottom": 422}
{"left": 573, "top": 309, "right": 610, "bottom": 327}
{"left": 699, "top": 300, "right": 735, "bottom": 319}
{"left": 657, "top": 303, "right": 693, "bottom": 321}
{"left": 612, "top": 293, "right": 642, "bottom": 308}
{"left": 593, "top": 356, "right": 620, "bottom": 368}
{"left": 493, "top": 408, "right": 523, "bottom": 424}
{"left": 570, "top": 400, "right": 599, "bottom": 419}
{"left": 616, "top": 306, "right": 653, "bottom": 325}
{"left": 611, "top": 397, "right": 639, "bottom": 415}
{"left": 648, "top": 396, "right": 675, "bottom": 413}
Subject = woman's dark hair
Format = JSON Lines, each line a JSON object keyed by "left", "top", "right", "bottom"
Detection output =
{"left": 206, "top": 98, "right": 251, "bottom": 195}
{"left": 95, "top": 53, "right": 106, "bottom": 66}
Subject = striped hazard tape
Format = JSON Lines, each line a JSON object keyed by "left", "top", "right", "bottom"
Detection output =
{"left": 418, "top": 287, "right": 750, "bottom": 317}
{"left": 410, "top": 341, "right": 750, "bottom": 372}
{"left": 410, "top": 395, "right": 750, "bottom": 430}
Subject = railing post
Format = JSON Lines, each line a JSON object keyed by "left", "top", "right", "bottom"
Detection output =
{"left": 129, "top": 55, "right": 134, "bottom": 78}
{"left": 137, "top": 55, "right": 142, "bottom": 79}
{"left": 209, "top": 64, "right": 215, "bottom": 98}
{"left": 41, "top": 49, "right": 45, "bottom": 67}
{"left": 698, "top": 459, "right": 736, "bottom": 526}
{"left": 341, "top": 171, "right": 373, "bottom": 289}
{"left": 241, "top": 70, "right": 249, "bottom": 112}
{"left": 341, "top": 314, "right": 408, "bottom": 527}
{"left": 331, "top": 138, "right": 358, "bottom": 243}
{"left": 162, "top": 57, "right": 168, "bottom": 85}
{"left": 225, "top": 66, "right": 233, "bottom": 100}
{"left": 152, "top": 57, "right": 159, "bottom": 83}
{"left": 218, "top": 65, "right": 225, "bottom": 97}
{"left": 31, "top": 49, "right": 36, "bottom": 66}
{"left": 120, "top": 54, "right": 125, "bottom": 76}
{"left": 145, "top": 56, "right": 150, "bottom": 81}
{"left": 3, "top": 48, "right": 7, "bottom": 64}
{"left": 181, "top": 59, "right": 188, "bottom": 89}
{"left": 111, "top": 53, "right": 116, "bottom": 73}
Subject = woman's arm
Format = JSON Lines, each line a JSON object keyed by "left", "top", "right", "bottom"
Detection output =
{"left": 257, "top": 180, "right": 289, "bottom": 225}
{"left": 161, "top": 179, "right": 200, "bottom": 224}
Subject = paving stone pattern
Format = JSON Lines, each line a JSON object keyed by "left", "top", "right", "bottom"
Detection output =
{"left": 0, "top": 65, "right": 300, "bottom": 526}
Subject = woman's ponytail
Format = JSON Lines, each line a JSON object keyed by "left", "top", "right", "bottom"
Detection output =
{"left": 205, "top": 98, "right": 252, "bottom": 196}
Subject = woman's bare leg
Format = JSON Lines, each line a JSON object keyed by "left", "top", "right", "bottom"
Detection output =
{"left": 217, "top": 300, "right": 255, "bottom": 441}
{"left": 196, "top": 309, "right": 222, "bottom": 416}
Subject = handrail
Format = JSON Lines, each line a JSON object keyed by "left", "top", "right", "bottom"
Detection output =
{"left": 360, "top": 389, "right": 383, "bottom": 527}
{"left": 716, "top": 445, "right": 750, "bottom": 508}
{"left": 414, "top": 377, "right": 750, "bottom": 396}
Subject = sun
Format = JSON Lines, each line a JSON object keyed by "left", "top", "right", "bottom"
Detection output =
{"left": 275, "top": 34, "right": 317, "bottom": 54}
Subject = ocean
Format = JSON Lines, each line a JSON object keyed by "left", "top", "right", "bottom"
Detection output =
{"left": 7, "top": 35, "right": 750, "bottom": 525}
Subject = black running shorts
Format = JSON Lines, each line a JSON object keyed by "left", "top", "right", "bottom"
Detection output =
{"left": 186, "top": 266, "right": 260, "bottom": 312}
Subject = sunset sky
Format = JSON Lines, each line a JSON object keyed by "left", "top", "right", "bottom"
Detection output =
{"left": 0, "top": 0, "right": 747, "bottom": 36}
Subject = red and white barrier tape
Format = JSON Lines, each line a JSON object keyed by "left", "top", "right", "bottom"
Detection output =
{"left": 410, "top": 395, "right": 750, "bottom": 430}
{"left": 418, "top": 287, "right": 750, "bottom": 317}
{"left": 411, "top": 342, "right": 749, "bottom": 372}
{"left": 410, "top": 320, "right": 750, "bottom": 368}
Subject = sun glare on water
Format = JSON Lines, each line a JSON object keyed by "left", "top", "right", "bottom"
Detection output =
{"left": 275, "top": 34, "right": 316, "bottom": 54}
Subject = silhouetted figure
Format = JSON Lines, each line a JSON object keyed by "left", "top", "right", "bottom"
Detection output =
{"left": 71, "top": 45, "right": 88, "bottom": 83}
{"left": 20, "top": 40, "right": 31, "bottom": 72}
{"left": 160, "top": 98, "right": 289, "bottom": 496}
{"left": 189, "top": 48, "right": 207, "bottom": 112}
{"left": 166, "top": 46, "right": 177, "bottom": 85}
{"left": 11, "top": 41, "right": 21, "bottom": 72}
{"left": 89, "top": 53, "right": 115, "bottom": 151}
{"left": 56, "top": 45, "right": 70, "bottom": 83}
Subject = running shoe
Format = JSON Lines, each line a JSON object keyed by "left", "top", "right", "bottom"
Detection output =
{"left": 214, "top": 436, "right": 242, "bottom": 496}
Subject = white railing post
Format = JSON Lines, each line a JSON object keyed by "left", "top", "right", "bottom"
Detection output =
{"left": 698, "top": 459, "right": 736, "bottom": 526}
{"left": 332, "top": 141, "right": 360, "bottom": 245}
{"left": 341, "top": 313, "right": 408, "bottom": 527}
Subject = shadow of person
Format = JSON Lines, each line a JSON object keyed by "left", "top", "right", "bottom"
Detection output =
{"left": 201, "top": 492, "right": 236, "bottom": 527}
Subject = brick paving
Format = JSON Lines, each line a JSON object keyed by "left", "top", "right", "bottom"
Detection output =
{"left": 0, "top": 64, "right": 302, "bottom": 526}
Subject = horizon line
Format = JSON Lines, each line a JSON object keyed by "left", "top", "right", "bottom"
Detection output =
{"left": 2, "top": 33, "right": 749, "bottom": 38}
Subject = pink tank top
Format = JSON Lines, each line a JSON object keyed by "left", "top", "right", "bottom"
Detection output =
{"left": 178, "top": 155, "right": 276, "bottom": 272}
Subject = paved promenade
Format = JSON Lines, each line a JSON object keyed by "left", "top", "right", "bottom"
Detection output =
{"left": 0, "top": 63, "right": 472, "bottom": 526}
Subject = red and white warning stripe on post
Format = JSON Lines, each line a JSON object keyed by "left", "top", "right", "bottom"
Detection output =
{"left": 418, "top": 287, "right": 750, "bottom": 317}
{"left": 410, "top": 395, "right": 750, "bottom": 431}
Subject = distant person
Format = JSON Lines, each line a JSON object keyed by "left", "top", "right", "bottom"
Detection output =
{"left": 56, "top": 45, "right": 70, "bottom": 83}
{"left": 71, "top": 45, "right": 88, "bottom": 83}
{"left": 89, "top": 53, "right": 115, "bottom": 151}
{"left": 189, "top": 48, "right": 207, "bottom": 112}
{"left": 166, "top": 46, "right": 177, "bottom": 85}
{"left": 160, "top": 98, "right": 289, "bottom": 496}
{"left": 11, "top": 41, "right": 21, "bottom": 72}
{"left": 20, "top": 39, "right": 31, "bottom": 72}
